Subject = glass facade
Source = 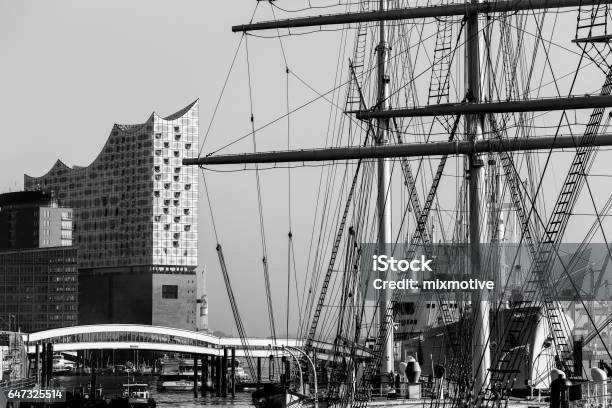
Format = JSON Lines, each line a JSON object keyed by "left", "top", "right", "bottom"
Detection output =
{"left": 23, "top": 101, "right": 199, "bottom": 270}
{"left": 0, "top": 247, "right": 78, "bottom": 332}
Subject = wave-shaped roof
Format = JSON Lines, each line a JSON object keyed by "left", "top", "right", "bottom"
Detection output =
{"left": 160, "top": 99, "right": 199, "bottom": 121}
{"left": 24, "top": 100, "right": 199, "bottom": 181}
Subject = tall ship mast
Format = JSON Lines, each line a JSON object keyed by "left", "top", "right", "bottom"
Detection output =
{"left": 186, "top": 0, "right": 612, "bottom": 406}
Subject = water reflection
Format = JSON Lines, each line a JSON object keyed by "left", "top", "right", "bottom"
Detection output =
{"left": 55, "top": 376, "right": 254, "bottom": 408}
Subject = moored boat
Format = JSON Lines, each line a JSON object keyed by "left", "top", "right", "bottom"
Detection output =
{"left": 121, "top": 383, "right": 156, "bottom": 407}
{"left": 156, "top": 374, "right": 200, "bottom": 392}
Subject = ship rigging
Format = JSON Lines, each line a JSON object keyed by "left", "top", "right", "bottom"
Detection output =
{"left": 186, "top": 0, "right": 612, "bottom": 406}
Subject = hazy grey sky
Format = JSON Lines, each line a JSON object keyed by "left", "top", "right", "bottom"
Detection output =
{"left": 3, "top": 0, "right": 612, "bottom": 339}
{"left": 0, "top": 0, "right": 348, "bottom": 337}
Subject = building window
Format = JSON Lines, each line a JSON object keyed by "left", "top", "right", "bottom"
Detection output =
{"left": 185, "top": 143, "right": 191, "bottom": 150}
{"left": 175, "top": 134, "right": 181, "bottom": 141}
{"left": 174, "top": 126, "right": 180, "bottom": 132}
{"left": 174, "top": 151, "right": 180, "bottom": 157}
{"left": 162, "top": 285, "right": 178, "bottom": 299}
{"left": 164, "top": 142, "right": 170, "bottom": 148}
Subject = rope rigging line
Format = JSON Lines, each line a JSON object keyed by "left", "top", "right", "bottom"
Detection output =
{"left": 295, "top": 24, "right": 358, "bottom": 336}
{"left": 245, "top": 34, "right": 278, "bottom": 343}
{"left": 286, "top": 67, "right": 293, "bottom": 344}
{"left": 199, "top": 168, "right": 257, "bottom": 380}
{"left": 299, "top": 21, "right": 355, "bottom": 341}
{"left": 303, "top": 117, "right": 372, "bottom": 355}
{"left": 203, "top": 22, "right": 449, "bottom": 159}
{"left": 198, "top": 2, "right": 261, "bottom": 157}
{"left": 267, "top": 0, "right": 299, "bottom": 345}
{"left": 271, "top": 1, "right": 366, "bottom": 14}
{"left": 198, "top": 33, "right": 245, "bottom": 157}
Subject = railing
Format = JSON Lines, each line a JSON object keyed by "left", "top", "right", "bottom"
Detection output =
{"left": 0, "top": 376, "right": 36, "bottom": 390}
{"left": 570, "top": 380, "right": 612, "bottom": 407}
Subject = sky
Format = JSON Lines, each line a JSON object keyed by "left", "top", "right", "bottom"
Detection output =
{"left": 2, "top": 0, "right": 612, "bottom": 339}
{"left": 0, "top": 0, "right": 349, "bottom": 338}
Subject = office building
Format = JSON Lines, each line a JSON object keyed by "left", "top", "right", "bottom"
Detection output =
{"left": 0, "top": 247, "right": 78, "bottom": 332}
{"left": 0, "top": 191, "right": 72, "bottom": 250}
{"left": 0, "top": 191, "right": 78, "bottom": 332}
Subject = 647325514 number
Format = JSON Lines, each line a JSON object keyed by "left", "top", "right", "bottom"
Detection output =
{"left": 5, "top": 388, "right": 65, "bottom": 402}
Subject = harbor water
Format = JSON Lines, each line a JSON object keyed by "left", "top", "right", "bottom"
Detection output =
{"left": 54, "top": 376, "right": 255, "bottom": 408}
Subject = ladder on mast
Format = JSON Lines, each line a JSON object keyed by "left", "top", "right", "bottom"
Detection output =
{"left": 346, "top": 1, "right": 371, "bottom": 113}
{"left": 428, "top": 17, "right": 454, "bottom": 104}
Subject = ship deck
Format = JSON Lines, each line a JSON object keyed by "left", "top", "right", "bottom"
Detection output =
{"left": 366, "top": 398, "right": 548, "bottom": 407}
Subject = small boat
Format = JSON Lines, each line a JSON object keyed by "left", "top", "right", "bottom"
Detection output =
{"left": 234, "top": 359, "right": 251, "bottom": 384}
{"left": 52, "top": 353, "right": 76, "bottom": 374}
{"left": 136, "top": 364, "right": 154, "bottom": 375}
{"left": 156, "top": 375, "right": 200, "bottom": 392}
{"left": 156, "top": 355, "right": 203, "bottom": 392}
{"left": 121, "top": 383, "right": 156, "bottom": 407}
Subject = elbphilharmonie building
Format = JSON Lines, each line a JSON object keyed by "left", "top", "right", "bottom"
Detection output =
{"left": 24, "top": 100, "right": 200, "bottom": 330}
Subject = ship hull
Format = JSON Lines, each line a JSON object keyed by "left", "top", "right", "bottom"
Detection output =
{"left": 252, "top": 385, "right": 308, "bottom": 408}
{"left": 400, "top": 306, "right": 558, "bottom": 391}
